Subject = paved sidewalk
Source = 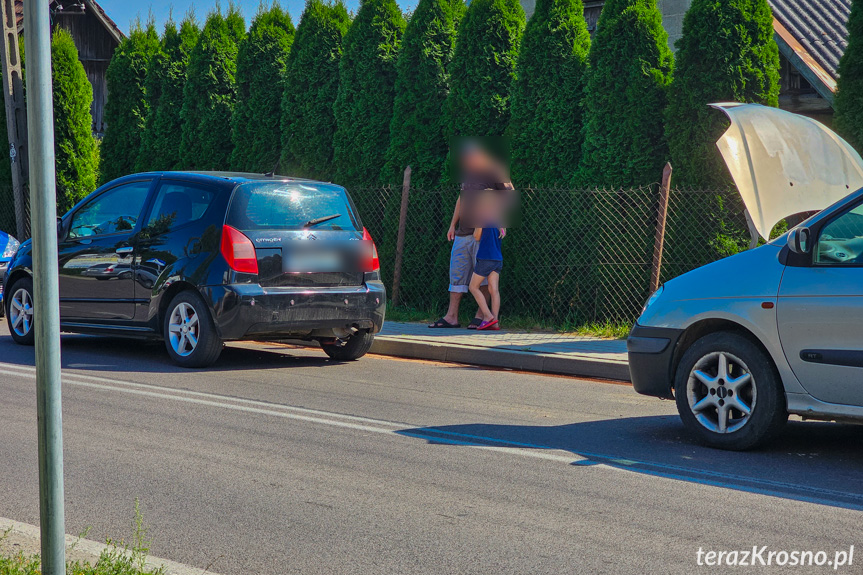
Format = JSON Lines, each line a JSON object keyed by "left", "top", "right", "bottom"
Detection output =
{"left": 370, "top": 321, "right": 630, "bottom": 381}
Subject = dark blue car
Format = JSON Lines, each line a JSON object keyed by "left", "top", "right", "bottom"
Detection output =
{"left": 0, "top": 230, "right": 20, "bottom": 316}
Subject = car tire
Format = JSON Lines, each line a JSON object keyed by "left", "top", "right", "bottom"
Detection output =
{"left": 674, "top": 331, "right": 787, "bottom": 451}
{"left": 6, "top": 276, "right": 35, "bottom": 346}
{"left": 163, "top": 290, "right": 223, "bottom": 368}
{"left": 321, "top": 330, "right": 374, "bottom": 361}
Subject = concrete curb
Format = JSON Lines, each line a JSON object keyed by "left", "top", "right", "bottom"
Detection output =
{"left": 370, "top": 337, "right": 631, "bottom": 381}
{"left": 0, "top": 517, "right": 221, "bottom": 575}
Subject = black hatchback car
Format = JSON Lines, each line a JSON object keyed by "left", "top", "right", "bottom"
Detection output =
{"left": 3, "top": 172, "right": 386, "bottom": 367}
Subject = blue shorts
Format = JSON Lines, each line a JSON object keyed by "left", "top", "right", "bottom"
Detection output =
{"left": 474, "top": 258, "right": 502, "bottom": 277}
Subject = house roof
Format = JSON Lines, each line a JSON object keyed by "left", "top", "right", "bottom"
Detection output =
{"left": 16, "top": 0, "right": 124, "bottom": 43}
{"left": 768, "top": 0, "right": 849, "bottom": 88}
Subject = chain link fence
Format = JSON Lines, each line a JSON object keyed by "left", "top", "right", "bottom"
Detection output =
{"left": 0, "top": 185, "right": 30, "bottom": 241}
{"left": 351, "top": 182, "right": 750, "bottom": 328}
{"left": 0, "top": 179, "right": 751, "bottom": 329}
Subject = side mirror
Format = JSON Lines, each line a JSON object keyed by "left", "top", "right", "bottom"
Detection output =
{"left": 56, "top": 217, "right": 66, "bottom": 240}
{"left": 788, "top": 226, "right": 811, "bottom": 255}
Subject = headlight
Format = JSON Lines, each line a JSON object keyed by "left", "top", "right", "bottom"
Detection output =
{"left": 2, "top": 236, "right": 19, "bottom": 259}
{"left": 642, "top": 285, "right": 664, "bottom": 315}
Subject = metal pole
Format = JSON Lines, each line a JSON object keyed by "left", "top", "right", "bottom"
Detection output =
{"left": 24, "top": 2, "right": 65, "bottom": 574}
{"left": 391, "top": 165, "right": 411, "bottom": 307}
{"left": 649, "top": 162, "right": 672, "bottom": 294}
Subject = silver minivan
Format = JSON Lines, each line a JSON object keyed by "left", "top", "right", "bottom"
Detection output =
{"left": 629, "top": 103, "right": 863, "bottom": 450}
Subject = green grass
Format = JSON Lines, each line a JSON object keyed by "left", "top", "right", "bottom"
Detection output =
{"left": 385, "top": 302, "right": 631, "bottom": 339}
{"left": 0, "top": 501, "right": 165, "bottom": 575}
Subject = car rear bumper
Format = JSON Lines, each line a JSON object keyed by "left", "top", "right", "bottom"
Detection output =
{"left": 627, "top": 323, "right": 684, "bottom": 398}
{"left": 204, "top": 281, "right": 387, "bottom": 341}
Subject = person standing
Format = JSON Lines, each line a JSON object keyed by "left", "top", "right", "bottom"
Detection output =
{"left": 429, "top": 141, "right": 510, "bottom": 329}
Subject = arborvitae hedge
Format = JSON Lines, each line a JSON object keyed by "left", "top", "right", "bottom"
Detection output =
{"left": 144, "top": 15, "right": 199, "bottom": 171}
{"left": 445, "top": 0, "right": 524, "bottom": 143}
{"left": 666, "top": 0, "right": 779, "bottom": 188}
{"left": 230, "top": 4, "right": 295, "bottom": 173}
{"left": 136, "top": 19, "right": 172, "bottom": 172}
{"left": 179, "top": 7, "right": 246, "bottom": 170}
{"left": 836, "top": 0, "right": 863, "bottom": 151}
{"left": 100, "top": 21, "right": 160, "bottom": 182}
{"left": 508, "top": 0, "right": 590, "bottom": 186}
{"left": 51, "top": 28, "right": 99, "bottom": 213}
{"left": 381, "top": 0, "right": 463, "bottom": 188}
{"left": 375, "top": 0, "right": 464, "bottom": 299}
{"left": 0, "top": 103, "right": 14, "bottom": 235}
{"left": 505, "top": 0, "right": 592, "bottom": 324}
{"left": 664, "top": 0, "right": 779, "bottom": 270}
{"left": 578, "top": 0, "right": 673, "bottom": 187}
{"left": 332, "top": 0, "right": 406, "bottom": 186}
{"left": 280, "top": 0, "right": 350, "bottom": 180}
{"left": 578, "top": 0, "right": 673, "bottom": 322}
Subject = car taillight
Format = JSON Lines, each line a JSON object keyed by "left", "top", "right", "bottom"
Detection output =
{"left": 221, "top": 225, "right": 258, "bottom": 274}
{"left": 362, "top": 227, "right": 380, "bottom": 272}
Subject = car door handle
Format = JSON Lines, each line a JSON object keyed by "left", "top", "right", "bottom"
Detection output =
{"left": 115, "top": 246, "right": 134, "bottom": 255}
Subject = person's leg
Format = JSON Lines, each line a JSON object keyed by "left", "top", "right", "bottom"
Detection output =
{"left": 442, "top": 236, "right": 472, "bottom": 324}
{"left": 469, "top": 272, "right": 494, "bottom": 321}
{"left": 487, "top": 271, "right": 500, "bottom": 320}
{"left": 443, "top": 292, "right": 462, "bottom": 325}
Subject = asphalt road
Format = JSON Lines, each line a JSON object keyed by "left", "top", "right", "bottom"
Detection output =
{"left": 1, "top": 322, "right": 862, "bottom": 574}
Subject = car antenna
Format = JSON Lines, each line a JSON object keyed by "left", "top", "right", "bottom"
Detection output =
{"left": 264, "top": 160, "right": 279, "bottom": 178}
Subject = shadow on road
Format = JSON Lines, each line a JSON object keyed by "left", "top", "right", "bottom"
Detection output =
{"left": 398, "top": 418, "right": 863, "bottom": 511}
{"left": 0, "top": 333, "right": 336, "bottom": 373}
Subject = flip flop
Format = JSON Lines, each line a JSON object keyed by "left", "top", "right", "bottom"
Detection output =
{"left": 466, "top": 317, "right": 483, "bottom": 330}
{"left": 477, "top": 318, "right": 498, "bottom": 330}
{"left": 428, "top": 318, "right": 461, "bottom": 328}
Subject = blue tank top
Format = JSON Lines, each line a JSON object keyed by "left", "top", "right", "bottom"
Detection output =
{"left": 476, "top": 228, "right": 502, "bottom": 261}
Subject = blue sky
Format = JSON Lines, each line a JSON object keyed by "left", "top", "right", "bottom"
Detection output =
{"left": 98, "top": 0, "right": 417, "bottom": 33}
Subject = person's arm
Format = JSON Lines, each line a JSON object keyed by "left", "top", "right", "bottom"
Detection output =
{"left": 473, "top": 227, "right": 482, "bottom": 241}
{"left": 447, "top": 196, "right": 461, "bottom": 242}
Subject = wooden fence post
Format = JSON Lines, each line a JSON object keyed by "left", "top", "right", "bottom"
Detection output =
{"left": 650, "top": 162, "right": 672, "bottom": 294}
{"left": 0, "top": 0, "right": 29, "bottom": 240}
{"left": 391, "top": 165, "right": 411, "bottom": 307}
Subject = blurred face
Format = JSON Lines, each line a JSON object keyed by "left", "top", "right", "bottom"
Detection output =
{"left": 460, "top": 145, "right": 492, "bottom": 175}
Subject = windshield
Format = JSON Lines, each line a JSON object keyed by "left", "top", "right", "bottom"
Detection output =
{"left": 227, "top": 182, "right": 360, "bottom": 231}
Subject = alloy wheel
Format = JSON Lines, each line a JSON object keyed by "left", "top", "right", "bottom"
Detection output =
{"left": 168, "top": 301, "right": 200, "bottom": 357}
{"left": 9, "top": 287, "right": 33, "bottom": 337}
{"left": 686, "top": 351, "right": 756, "bottom": 434}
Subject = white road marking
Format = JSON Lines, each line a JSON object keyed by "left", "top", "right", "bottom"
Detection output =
{"left": 0, "top": 361, "right": 587, "bottom": 466}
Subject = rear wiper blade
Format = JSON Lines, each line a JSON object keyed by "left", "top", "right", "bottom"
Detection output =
{"left": 303, "top": 213, "right": 341, "bottom": 228}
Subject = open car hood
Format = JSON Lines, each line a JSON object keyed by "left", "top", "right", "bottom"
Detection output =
{"left": 711, "top": 102, "right": 863, "bottom": 240}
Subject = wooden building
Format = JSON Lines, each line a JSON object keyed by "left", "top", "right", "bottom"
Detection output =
{"left": 16, "top": 0, "right": 124, "bottom": 136}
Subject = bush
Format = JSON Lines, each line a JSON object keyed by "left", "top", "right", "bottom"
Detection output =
{"left": 280, "top": 0, "right": 351, "bottom": 180}
{"left": 179, "top": 6, "right": 246, "bottom": 170}
{"left": 445, "top": 0, "right": 524, "bottom": 142}
{"left": 135, "top": 20, "right": 170, "bottom": 172}
{"left": 578, "top": 0, "right": 673, "bottom": 320}
{"left": 380, "top": 0, "right": 464, "bottom": 189}
{"left": 664, "top": 0, "right": 778, "bottom": 270}
{"left": 508, "top": 0, "right": 590, "bottom": 186}
{"left": 100, "top": 21, "right": 160, "bottom": 183}
{"left": 332, "top": 0, "right": 406, "bottom": 186}
{"left": 140, "top": 15, "right": 199, "bottom": 172}
{"left": 836, "top": 0, "right": 863, "bottom": 151}
{"left": 666, "top": 0, "right": 779, "bottom": 188}
{"left": 52, "top": 28, "right": 99, "bottom": 213}
{"left": 578, "top": 0, "right": 673, "bottom": 187}
{"left": 230, "top": 4, "right": 295, "bottom": 173}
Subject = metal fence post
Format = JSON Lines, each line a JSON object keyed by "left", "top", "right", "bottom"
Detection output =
{"left": 25, "top": 2, "right": 66, "bottom": 574}
{"left": 391, "top": 165, "right": 411, "bottom": 307}
{"left": 649, "top": 162, "right": 673, "bottom": 294}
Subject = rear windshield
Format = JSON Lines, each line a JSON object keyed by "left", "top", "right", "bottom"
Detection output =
{"left": 227, "top": 182, "right": 360, "bottom": 231}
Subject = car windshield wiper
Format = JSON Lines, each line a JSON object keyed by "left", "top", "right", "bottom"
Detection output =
{"left": 303, "top": 213, "right": 341, "bottom": 228}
